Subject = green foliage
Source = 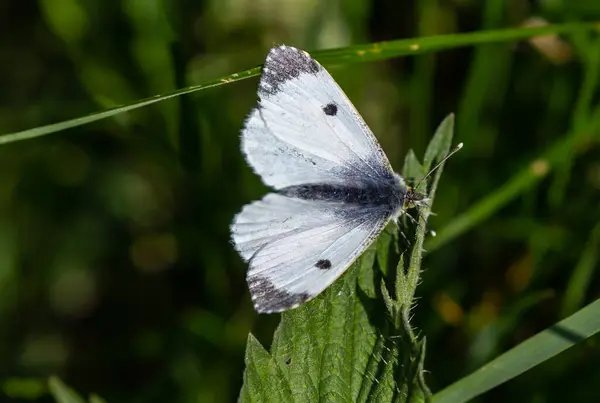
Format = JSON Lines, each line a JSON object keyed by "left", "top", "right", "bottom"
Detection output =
{"left": 239, "top": 115, "right": 455, "bottom": 403}
{"left": 1, "top": 2, "right": 600, "bottom": 403}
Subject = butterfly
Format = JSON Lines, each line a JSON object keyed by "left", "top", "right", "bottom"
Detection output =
{"left": 231, "top": 45, "right": 458, "bottom": 313}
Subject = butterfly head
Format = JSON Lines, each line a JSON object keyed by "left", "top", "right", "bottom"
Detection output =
{"left": 401, "top": 142, "right": 464, "bottom": 211}
{"left": 403, "top": 186, "right": 429, "bottom": 210}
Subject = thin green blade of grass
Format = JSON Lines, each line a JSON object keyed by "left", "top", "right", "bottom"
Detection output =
{"left": 432, "top": 299, "right": 600, "bottom": 403}
{"left": 2, "top": 21, "right": 598, "bottom": 146}
{"left": 467, "top": 290, "right": 554, "bottom": 369}
{"left": 89, "top": 395, "right": 108, "bottom": 403}
{"left": 561, "top": 223, "right": 600, "bottom": 317}
{"left": 311, "top": 22, "right": 599, "bottom": 64}
{"left": 426, "top": 105, "right": 600, "bottom": 252}
{"left": 47, "top": 377, "right": 86, "bottom": 403}
{"left": 407, "top": 0, "right": 439, "bottom": 152}
{"left": 456, "top": 0, "right": 512, "bottom": 151}
{"left": 0, "top": 67, "right": 259, "bottom": 146}
{"left": 549, "top": 36, "right": 600, "bottom": 208}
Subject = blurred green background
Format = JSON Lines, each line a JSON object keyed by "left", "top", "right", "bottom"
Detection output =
{"left": 1, "top": 0, "right": 599, "bottom": 402}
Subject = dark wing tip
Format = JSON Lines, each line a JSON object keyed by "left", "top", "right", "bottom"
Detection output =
{"left": 259, "top": 45, "right": 322, "bottom": 96}
{"left": 247, "top": 274, "right": 311, "bottom": 313}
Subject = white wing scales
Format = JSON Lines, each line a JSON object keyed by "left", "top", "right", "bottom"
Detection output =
{"left": 242, "top": 45, "right": 395, "bottom": 189}
{"left": 232, "top": 194, "right": 390, "bottom": 313}
{"left": 232, "top": 45, "right": 401, "bottom": 313}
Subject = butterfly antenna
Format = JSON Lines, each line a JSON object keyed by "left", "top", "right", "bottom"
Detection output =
{"left": 414, "top": 142, "right": 463, "bottom": 191}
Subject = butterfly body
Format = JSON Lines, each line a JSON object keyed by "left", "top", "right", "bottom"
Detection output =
{"left": 231, "top": 45, "right": 427, "bottom": 313}
{"left": 278, "top": 175, "right": 405, "bottom": 213}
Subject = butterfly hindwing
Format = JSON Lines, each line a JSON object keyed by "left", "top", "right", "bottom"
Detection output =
{"left": 242, "top": 45, "right": 396, "bottom": 189}
{"left": 231, "top": 194, "right": 391, "bottom": 313}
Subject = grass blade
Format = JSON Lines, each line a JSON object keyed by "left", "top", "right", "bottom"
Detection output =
{"left": 89, "top": 395, "right": 108, "bottom": 403}
{"left": 432, "top": 299, "right": 600, "bottom": 403}
{"left": 311, "top": 22, "right": 599, "bottom": 64}
{"left": 561, "top": 223, "right": 600, "bottom": 317}
{"left": 48, "top": 377, "right": 86, "bottom": 403}
{"left": 1, "top": 22, "right": 598, "bottom": 146}
{"left": 0, "top": 67, "right": 259, "bottom": 146}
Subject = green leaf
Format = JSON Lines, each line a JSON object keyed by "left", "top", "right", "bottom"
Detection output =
{"left": 432, "top": 299, "right": 600, "bottom": 403}
{"left": 240, "top": 334, "right": 292, "bottom": 403}
{"left": 422, "top": 114, "right": 455, "bottom": 198}
{"left": 403, "top": 114, "right": 455, "bottom": 307}
{"left": 422, "top": 114, "right": 454, "bottom": 172}
{"left": 47, "top": 377, "right": 86, "bottom": 403}
{"left": 402, "top": 149, "right": 423, "bottom": 184}
{"left": 1, "top": 22, "right": 597, "bottom": 146}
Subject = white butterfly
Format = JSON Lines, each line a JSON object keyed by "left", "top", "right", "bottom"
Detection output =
{"left": 231, "top": 45, "right": 430, "bottom": 313}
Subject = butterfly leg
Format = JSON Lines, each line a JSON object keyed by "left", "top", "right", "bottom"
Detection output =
{"left": 393, "top": 212, "right": 412, "bottom": 247}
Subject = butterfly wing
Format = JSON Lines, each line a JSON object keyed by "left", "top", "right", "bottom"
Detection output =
{"left": 233, "top": 46, "right": 405, "bottom": 312}
{"left": 231, "top": 193, "right": 391, "bottom": 313}
{"left": 242, "top": 45, "right": 396, "bottom": 189}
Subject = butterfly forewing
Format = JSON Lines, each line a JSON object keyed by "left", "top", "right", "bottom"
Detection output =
{"left": 242, "top": 45, "right": 396, "bottom": 189}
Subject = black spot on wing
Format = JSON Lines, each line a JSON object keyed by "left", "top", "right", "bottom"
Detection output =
{"left": 247, "top": 275, "right": 311, "bottom": 313}
{"left": 259, "top": 45, "right": 321, "bottom": 96}
{"left": 315, "top": 259, "right": 332, "bottom": 270}
{"left": 322, "top": 103, "right": 338, "bottom": 116}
